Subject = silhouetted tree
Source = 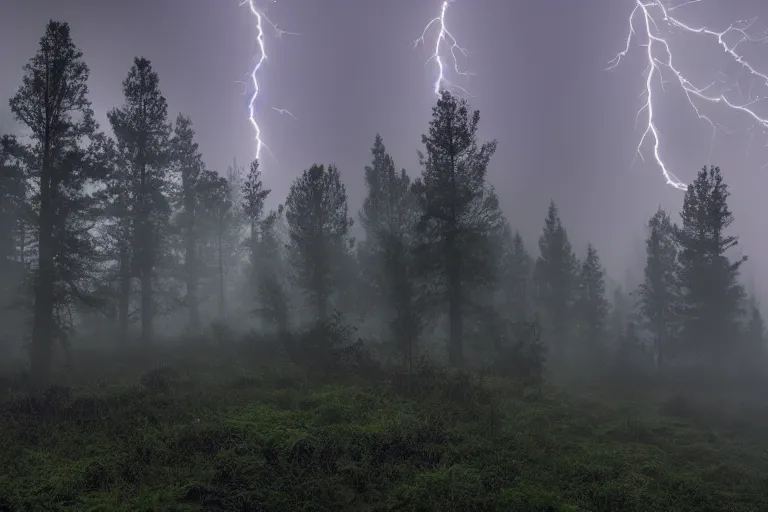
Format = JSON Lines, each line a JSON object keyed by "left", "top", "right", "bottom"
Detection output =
{"left": 676, "top": 166, "right": 746, "bottom": 368}
{"left": 638, "top": 207, "right": 679, "bottom": 370}
{"left": 242, "top": 159, "right": 270, "bottom": 278}
{"left": 412, "top": 91, "right": 504, "bottom": 367}
{"left": 9, "top": 21, "right": 100, "bottom": 385}
{"left": 574, "top": 244, "right": 609, "bottom": 355}
{"left": 534, "top": 201, "right": 578, "bottom": 353}
{"left": 359, "top": 134, "right": 421, "bottom": 367}
{"left": 108, "top": 57, "right": 172, "bottom": 344}
{"left": 170, "top": 114, "right": 205, "bottom": 331}
{"left": 285, "top": 164, "right": 353, "bottom": 322}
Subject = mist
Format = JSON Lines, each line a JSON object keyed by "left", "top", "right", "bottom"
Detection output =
{"left": 1, "top": 3, "right": 768, "bottom": 511}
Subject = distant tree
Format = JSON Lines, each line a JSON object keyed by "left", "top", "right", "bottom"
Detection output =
{"left": 676, "top": 166, "right": 746, "bottom": 368}
{"left": 108, "top": 57, "right": 172, "bottom": 344}
{"left": 412, "top": 91, "right": 505, "bottom": 367}
{"left": 744, "top": 295, "right": 765, "bottom": 366}
{"left": 254, "top": 207, "right": 290, "bottom": 338}
{"left": 170, "top": 114, "right": 205, "bottom": 331}
{"left": 534, "top": 200, "right": 578, "bottom": 354}
{"left": 0, "top": 136, "right": 29, "bottom": 351}
{"left": 638, "top": 207, "right": 679, "bottom": 370}
{"left": 574, "top": 244, "right": 609, "bottom": 353}
{"left": 242, "top": 159, "right": 270, "bottom": 278}
{"left": 499, "top": 225, "right": 532, "bottom": 323}
{"left": 359, "top": 134, "right": 421, "bottom": 367}
{"left": 285, "top": 164, "right": 353, "bottom": 322}
{"left": 196, "top": 170, "right": 233, "bottom": 320}
{"left": 0, "top": 136, "right": 25, "bottom": 271}
{"left": 608, "top": 285, "right": 629, "bottom": 344}
{"left": 9, "top": 21, "right": 100, "bottom": 385}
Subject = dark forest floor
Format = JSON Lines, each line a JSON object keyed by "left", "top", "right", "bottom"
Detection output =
{"left": 1, "top": 342, "right": 767, "bottom": 512}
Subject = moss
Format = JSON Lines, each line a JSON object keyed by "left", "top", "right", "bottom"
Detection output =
{"left": 0, "top": 358, "right": 767, "bottom": 512}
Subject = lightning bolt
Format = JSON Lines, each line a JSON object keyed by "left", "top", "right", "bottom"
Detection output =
{"left": 414, "top": 0, "right": 472, "bottom": 96}
{"left": 609, "top": 0, "right": 768, "bottom": 190}
{"left": 242, "top": 0, "right": 298, "bottom": 163}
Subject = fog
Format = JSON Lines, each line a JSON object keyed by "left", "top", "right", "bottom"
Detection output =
{"left": 1, "top": 2, "right": 768, "bottom": 510}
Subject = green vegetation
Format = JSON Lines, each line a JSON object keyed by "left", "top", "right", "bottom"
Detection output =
{"left": 1, "top": 344, "right": 766, "bottom": 512}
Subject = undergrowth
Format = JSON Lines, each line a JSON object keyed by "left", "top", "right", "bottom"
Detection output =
{"left": 0, "top": 341, "right": 767, "bottom": 511}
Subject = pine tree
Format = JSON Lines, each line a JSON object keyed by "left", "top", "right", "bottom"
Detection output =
{"left": 242, "top": 160, "right": 270, "bottom": 277}
{"left": 170, "top": 114, "right": 205, "bottom": 331}
{"left": 108, "top": 57, "right": 172, "bottom": 344}
{"left": 196, "top": 169, "right": 233, "bottom": 320}
{"left": 575, "top": 244, "right": 609, "bottom": 352}
{"left": 676, "top": 166, "right": 746, "bottom": 367}
{"left": 534, "top": 200, "right": 578, "bottom": 353}
{"left": 499, "top": 226, "right": 532, "bottom": 323}
{"left": 285, "top": 164, "right": 353, "bottom": 322}
{"left": 412, "top": 91, "right": 505, "bottom": 367}
{"left": 9, "top": 21, "right": 99, "bottom": 385}
{"left": 359, "top": 134, "right": 421, "bottom": 366}
{"left": 638, "top": 207, "right": 679, "bottom": 370}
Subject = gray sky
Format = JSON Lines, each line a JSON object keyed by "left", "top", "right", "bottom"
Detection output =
{"left": 3, "top": 0, "right": 768, "bottom": 297}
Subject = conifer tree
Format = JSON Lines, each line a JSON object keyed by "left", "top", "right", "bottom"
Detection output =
{"left": 534, "top": 200, "right": 578, "bottom": 352}
{"left": 676, "top": 166, "right": 746, "bottom": 367}
{"left": 285, "top": 164, "right": 353, "bottom": 322}
{"left": 359, "top": 134, "right": 421, "bottom": 366}
{"left": 575, "top": 244, "right": 609, "bottom": 351}
{"left": 638, "top": 207, "right": 679, "bottom": 369}
{"left": 412, "top": 91, "right": 505, "bottom": 367}
{"left": 499, "top": 226, "right": 532, "bottom": 323}
{"left": 108, "top": 57, "right": 172, "bottom": 344}
{"left": 170, "top": 114, "right": 205, "bottom": 331}
{"left": 9, "top": 21, "right": 100, "bottom": 384}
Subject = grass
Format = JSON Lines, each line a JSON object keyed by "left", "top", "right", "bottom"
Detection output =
{"left": 1, "top": 343, "right": 767, "bottom": 511}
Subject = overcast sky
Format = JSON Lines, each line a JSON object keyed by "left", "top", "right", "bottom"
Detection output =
{"left": 3, "top": 0, "right": 768, "bottom": 298}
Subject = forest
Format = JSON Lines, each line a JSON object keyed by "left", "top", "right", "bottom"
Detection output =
{"left": 1, "top": 20, "right": 767, "bottom": 512}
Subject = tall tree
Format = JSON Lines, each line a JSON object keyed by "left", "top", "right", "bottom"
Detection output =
{"left": 412, "top": 91, "right": 504, "bottom": 367}
{"left": 285, "top": 164, "right": 353, "bottom": 322}
{"left": 676, "top": 166, "right": 746, "bottom": 367}
{"left": 170, "top": 114, "right": 205, "bottom": 331}
{"left": 242, "top": 159, "right": 270, "bottom": 278}
{"left": 534, "top": 201, "right": 577, "bottom": 353}
{"left": 575, "top": 243, "right": 609, "bottom": 352}
{"left": 9, "top": 21, "right": 99, "bottom": 385}
{"left": 359, "top": 134, "right": 421, "bottom": 366}
{"left": 638, "top": 207, "right": 679, "bottom": 370}
{"left": 108, "top": 57, "right": 172, "bottom": 344}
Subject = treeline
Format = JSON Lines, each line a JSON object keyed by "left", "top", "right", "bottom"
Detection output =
{"left": 1, "top": 21, "right": 765, "bottom": 388}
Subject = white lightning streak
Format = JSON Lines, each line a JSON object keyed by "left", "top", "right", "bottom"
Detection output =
{"left": 414, "top": 0, "right": 472, "bottom": 96}
{"left": 242, "top": 0, "right": 297, "bottom": 163}
{"left": 609, "top": 0, "right": 768, "bottom": 190}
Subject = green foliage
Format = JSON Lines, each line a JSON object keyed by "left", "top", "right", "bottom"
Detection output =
{"left": 1, "top": 344, "right": 766, "bottom": 512}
